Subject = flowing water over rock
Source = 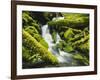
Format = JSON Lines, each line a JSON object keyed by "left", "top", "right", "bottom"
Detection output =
{"left": 42, "top": 24, "right": 73, "bottom": 65}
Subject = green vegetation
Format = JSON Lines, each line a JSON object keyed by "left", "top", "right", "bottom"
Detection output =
{"left": 48, "top": 17, "right": 89, "bottom": 30}
{"left": 25, "top": 26, "right": 48, "bottom": 48}
{"left": 48, "top": 13, "right": 89, "bottom": 66}
{"left": 23, "top": 30, "right": 58, "bottom": 64}
{"left": 22, "top": 11, "right": 41, "bottom": 33}
{"left": 22, "top": 11, "right": 90, "bottom": 68}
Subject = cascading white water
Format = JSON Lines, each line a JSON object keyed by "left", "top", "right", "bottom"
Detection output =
{"left": 42, "top": 24, "right": 72, "bottom": 64}
{"left": 41, "top": 17, "right": 73, "bottom": 64}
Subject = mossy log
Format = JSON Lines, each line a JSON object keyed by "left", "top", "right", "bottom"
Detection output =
{"left": 48, "top": 17, "right": 89, "bottom": 29}
{"left": 22, "top": 30, "right": 58, "bottom": 65}
{"left": 25, "top": 26, "right": 48, "bottom": 48}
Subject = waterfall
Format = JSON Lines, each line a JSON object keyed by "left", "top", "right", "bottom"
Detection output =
{"left": 41, "top": 17, "right": 72, "bottom": 64}
{"left": 42, "top": 24, "right": 72, "bottom": 64}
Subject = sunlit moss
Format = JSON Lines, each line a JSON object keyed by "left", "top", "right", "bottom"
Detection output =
{"left": 48, "top": 13, "right": 89, "bottom": 29}
{"left": 22, "top": 11, "right": 90, "bottom": 66}
{"left": 25, "top": 26, "right": 48, "bottom": 48}
{"left": 64, "top": 28, "right": 74, "bottom": 40}
{"left": 22, "top": 11, "right": 41, "bottom": 33}
{"left": 22, "top": 30, "right": 58, "bottom": 65}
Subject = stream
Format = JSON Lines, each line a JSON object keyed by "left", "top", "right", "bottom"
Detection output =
{"left": 42, "top": 24, "right": 73, "bottom": 65}
{"left": 22, "top": 12, "right": 89, "bottom": 69}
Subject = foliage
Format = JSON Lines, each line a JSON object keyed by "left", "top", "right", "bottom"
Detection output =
{"left": 51, "top": 31, "right": 57, "bottom": 43}
{"left": 22, "top": 30, "right": 59, "bottom": 64}
{"left": 25, "top": 26, "right": 48, "bottom": 48}
{"left": 72, "top": 53, "right": 89, "bottom": 66}
{"left": 48, "top": 13, "right": 89, "bottom": 30}
{"left": 22, "top": 11, "right": 59, "bottom": 67}
{"left": 22, "top": 11, "right": 90, "bottom": 67}
{"left": 22, "top": 46, "right": 42, "bottom": 64}
{"left": 64, "top": 28, "right": 74, "bottom": 40}
{"left": 56, "top": 40, "right": 74, "bottom": 53}
{"left": 22, "top": 11, "right": 41, "bottom": 33}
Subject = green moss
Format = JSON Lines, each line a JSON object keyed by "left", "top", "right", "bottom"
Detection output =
{"left": 62, "top": 13, "right": 89, "bottom": 19}
{"left": 64, "top": 28, "right": 74, "bottom": 40}
{"left": 25, "top": 26, "right": 48, "bottom": 48}
{"left": 48, "top": 13, "right": 89, "bottom": 29}
{"left": 25, "top": 26, "right": 39, "bottom": 34}
{"left": 22, "top": 12, "right": 35, "bottom": 27}
{"left": 22, "top": 11, "right": 41, "bottom": 33}
{"left": 22, "top": 12, "right": 34, "bottom": 23}
{"left": 51, "top": 31, "right": 57, "bottom": 43}
{"left": 22, "top": 46, "right": 42, "bottom": 64}
{"left": 72, "top": 53, "right": 89, "bottom": 65}
{"left": 56, "top": 40, "right": 74, "bottom": 53}
{"left": 77, "top": 40, "right": 89, "bottom": 54}
{"left": 22, "top": 46, "right": 31, "bottom": 62}
{"left": 22, "top": 11, "right": 90, "bottom": 66}
{"left": 22, "top": 30, "right": 58, "bottom": 65}
{"left": 72, "top": 35, "right": 89, "bottom": 46}
{"left": 63, "top": 45, "right": 74, "bottom": 53}
{"left": 69, "top": 33, "right": 84, "bottom": 42}
{"left": 33, "top": 34, "right": 49, "bottom": 49}
{"left": 48, "top": 18, "right": 88, "bottom": 29}
{"left": 31, "top": 23, "right": 41, "bottom": 33}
